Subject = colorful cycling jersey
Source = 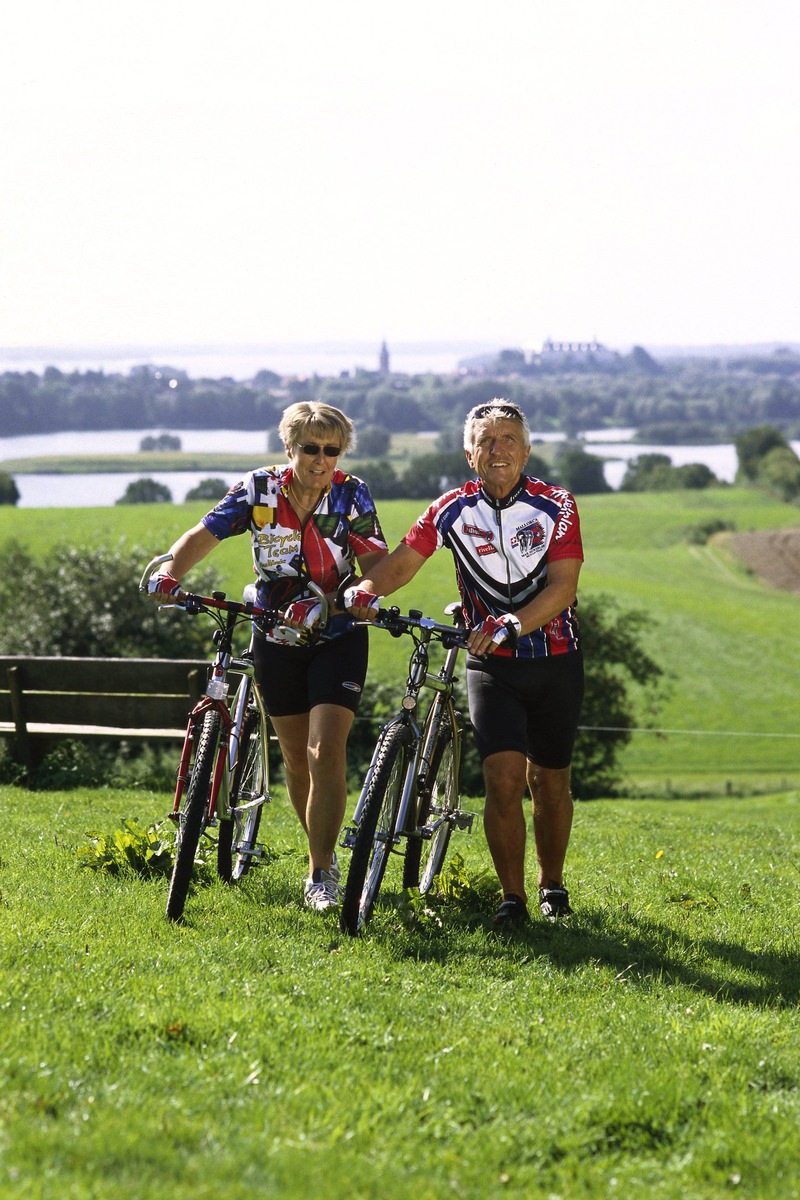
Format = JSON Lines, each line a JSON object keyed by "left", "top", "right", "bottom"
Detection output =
{"left": 403, "top": 475, "right": 583, "bottom": 659}
{"left": 202, "top": 465, "right": 387, "bottom": 641}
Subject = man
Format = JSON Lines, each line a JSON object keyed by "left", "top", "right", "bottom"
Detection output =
{"left": 346, "top": 400, "right": 584, "bottom": 928}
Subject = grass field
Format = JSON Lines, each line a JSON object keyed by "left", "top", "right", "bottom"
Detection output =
{"left": 1, "top": 784, "right": 799, "bottom": 1199}
{"left": 2, "top": 485, "right": 798, "bottom": 794}
{"left": 2, "top": 488, "right": 800, "bottom": 1197}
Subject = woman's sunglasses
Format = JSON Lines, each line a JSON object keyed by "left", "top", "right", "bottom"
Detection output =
{"left": 299, "top": 443, "right": 342, "bottom": 458}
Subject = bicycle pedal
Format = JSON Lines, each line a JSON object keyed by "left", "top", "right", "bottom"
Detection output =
{"left": 454, "top": 810, "right": 476, "bottom": 832}
{"left": 237, "top": 841, "right": 265, "bottom": 861}
{"left": 340, "top": 827, "right": 358, "bottom": 849}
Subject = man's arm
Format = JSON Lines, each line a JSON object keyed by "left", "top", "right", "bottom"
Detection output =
{"left": 348, "top": 543, "right": 427, "bottom": 618}
{"left": 467, "top": 556, "right": 582, "bottom": 656}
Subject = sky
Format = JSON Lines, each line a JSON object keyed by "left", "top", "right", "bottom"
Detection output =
{"left": 2, "top": 0, "right": 799, "bottom": 355}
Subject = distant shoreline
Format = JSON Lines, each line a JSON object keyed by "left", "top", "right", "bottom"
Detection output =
{"left": 2, "top": 339, "right": 799, "bottom": 382}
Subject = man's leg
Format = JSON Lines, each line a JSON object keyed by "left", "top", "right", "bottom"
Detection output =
{"left": 527, "top": 762, "right": 573, "bottom": 887}
{"left": 482, "top": 749, "right": 529, "bottom": 901}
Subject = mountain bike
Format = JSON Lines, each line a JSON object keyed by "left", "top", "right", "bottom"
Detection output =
{"left": 139, "top": 555, "right": 326, "bottom": 921}
{"left": 339, "top": 604, "right": 474, "bottom": 936}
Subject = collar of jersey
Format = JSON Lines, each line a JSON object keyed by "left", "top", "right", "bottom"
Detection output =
{"left": 479, "top": 474, "right": 526, "bottom": 510}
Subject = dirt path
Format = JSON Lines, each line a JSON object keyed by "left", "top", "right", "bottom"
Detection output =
{"left": 728, "top": 527, "right": 800, "bottom": 593}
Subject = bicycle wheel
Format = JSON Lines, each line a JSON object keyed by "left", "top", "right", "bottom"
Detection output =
{"left": 340, "top": 723, "right": 411, "bottom": 936}
{"left": 403, "top": 719, "right": 457, "bottom": 893}
{"left": 166, "top": 710, "right": 221, "bottom": 921}
{"left": 217, "top": 707, "right": 267, "bottom": 882}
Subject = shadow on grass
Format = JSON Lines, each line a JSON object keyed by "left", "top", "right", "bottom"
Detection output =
{"left": 363, "top": 888, "right": 800, "bottom": 1009}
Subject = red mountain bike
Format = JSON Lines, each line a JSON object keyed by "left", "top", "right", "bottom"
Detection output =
{"left": 140, "top": 555, "right": 325, "bottom": 921}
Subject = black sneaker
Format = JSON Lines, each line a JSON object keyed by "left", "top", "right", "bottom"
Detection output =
{"left": 539, "top": 881, "right": 572, "bottom": 922}
{"left": 492, "top": 893, "right": 530, "bottom": 930}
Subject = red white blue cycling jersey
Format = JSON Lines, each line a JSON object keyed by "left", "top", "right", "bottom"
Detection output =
{"left": 403, "top": 475, "right": 583, "bottom": 659}
{"left": 202, "top": 465, "right": 387, "bottom": 641}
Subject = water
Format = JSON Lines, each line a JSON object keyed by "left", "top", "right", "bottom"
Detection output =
{"left": 3, "top": 428, "right": 784, "bottom": 508}
{"left": 0, "top": 341, "right": 497, "bottom": 381}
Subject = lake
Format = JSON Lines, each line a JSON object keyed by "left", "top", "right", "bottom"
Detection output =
{"left": 2, "top": 428, "right": 798, "bottom": 508}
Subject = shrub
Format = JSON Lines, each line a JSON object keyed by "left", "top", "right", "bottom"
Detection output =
{"left": 139, "top": 433, "right": 182, "bottom": 452}
{"left": 0, "top": 472, "right": 20, "bottom": 506}
{"left": 184, "top": 477, "right": 231, "bottom": 502}
{"left": 685, "top": 518, "right": 736, "bottom": 545}
{"left": 116, "top": 478, "right": 173, "bottom": 504}
{"left": 0, "top": 539, "right": 218, "bottom": 658}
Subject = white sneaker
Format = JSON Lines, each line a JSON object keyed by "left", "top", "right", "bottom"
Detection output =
{"left": 303, "top": 869, "right": 341, "bottom": 911}
{"left": 329, "top": 851, "right": 341, "bottom": 884}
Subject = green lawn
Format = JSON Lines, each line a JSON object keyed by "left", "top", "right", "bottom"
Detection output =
{"left": 1, "top": 784, "right": 799, "bottom": 1199}
{"left": 1, "top": 486, "right": 799, "bottom": 794}
{"left": 2, "top": 486, "right": 800, "bottom": 1197}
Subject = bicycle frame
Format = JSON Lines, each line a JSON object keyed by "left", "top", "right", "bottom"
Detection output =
{"left": 346, "top": 605, "right": 470, "bottom": 847}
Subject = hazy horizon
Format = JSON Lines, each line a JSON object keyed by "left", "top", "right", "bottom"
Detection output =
{"left": 3, "top": 2, "right": 799, "bottom": 353}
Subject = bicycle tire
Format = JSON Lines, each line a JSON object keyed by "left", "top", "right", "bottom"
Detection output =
{"left": 340, "top": 723, "right": 411, "bottom": 936}
{"left": 403, "top": 720, "right": 457, "bottom": 893}
{"left": 166, "top": 710, "right": 220, "bottom": 921}
{"left": 217, "top": 707, "right": 266, "bottom": 882}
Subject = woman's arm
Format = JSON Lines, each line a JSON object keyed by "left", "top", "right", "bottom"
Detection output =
{"left": 164, "top": 523, "right": 222, "bottom": 580}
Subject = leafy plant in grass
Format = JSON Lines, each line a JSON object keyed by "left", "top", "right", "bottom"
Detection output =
{"left": 77, "top": 817, "right": 178, "bottom": 877}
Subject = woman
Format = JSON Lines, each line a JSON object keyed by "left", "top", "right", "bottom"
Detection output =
{"left": 147, "top": 401, "right": 387, "bottom": 912}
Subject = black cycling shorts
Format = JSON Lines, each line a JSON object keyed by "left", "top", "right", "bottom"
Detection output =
{"left": 253, "top": 627, "right": 370, "bottom": 717}
{"left": 466, "top": 650, "right": 584, "bottom": 769}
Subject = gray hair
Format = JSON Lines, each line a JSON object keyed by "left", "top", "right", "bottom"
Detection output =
{"left": 463, "top": 399, "right": 531, "bottom": 450}
{"left": 279, "top": 401, "right": 355, "bottom": 455}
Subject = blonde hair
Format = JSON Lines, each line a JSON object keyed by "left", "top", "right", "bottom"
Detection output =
{"left": 278, "top": 401, "right": 355, "bottom": 456}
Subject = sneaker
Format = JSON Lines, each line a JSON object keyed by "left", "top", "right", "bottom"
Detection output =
{"left": 539, "top": 881, "right": 572, "bottom": 922}
{"left": 492, "top": 893, "right": 530, "bottom": 930}
{"left": 329, "top": 851, "right": 341, "bottom": 884}
{"left": 303, "top": 868, "right": 341, "bottom": 912}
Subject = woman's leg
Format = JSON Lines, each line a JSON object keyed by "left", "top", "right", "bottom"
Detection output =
{"left": 269, "top": 711, "right": 311, "bottom": 832}
{"left": 305, "top": 703, "right": 355, "bottom": 873}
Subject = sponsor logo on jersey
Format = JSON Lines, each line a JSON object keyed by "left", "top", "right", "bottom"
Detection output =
{"left": 463, "top": 522, "right": 494, "bottom": 541}
{"left": 476, "top": 543, "right": 497, "bottom": 556}
{"left": 510, "top": 519, "right": 545, "bottom": 556}
{"left": 552, "top": 490, "right": 578, "bottom": 540}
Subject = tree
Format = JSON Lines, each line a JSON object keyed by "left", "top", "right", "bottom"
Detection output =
{"left": 619, "top": 454, "right": 674, "bottom": 491}
{"left": 356, "top": 460, "right": 404, "bottom": 499}
{"left": 735, "top": 425, "right": 789, "bottom": 480}
{"left": 570, "top": 594, "right": 667, "bottom": 798}
{"left": 139, "top": 433, "right": 182, "bottom": 452}
{"left": 184, "top": 478, "right": 231, "bottom": 502}
{"left": 618, "top": 453, "right": 717, "bottom": 492}
{"left": 757, "top": 445, "right": 800, "bottom": 501}
{"left": 0, "top": 472, "right": 20, "bottom": 506}
{"left": 356, "top": 424, "right": 391, "bottom": 457}
{"left": 401, "top": 452, "right": 472, "bottom": 499}
{"left": 672, "top": 462, "right": 716, "bottom": 489}
{"left": 115, "top": 478, "right": 173, "bottom": 504}
{"left": 554, "top": 446, "right": 611, "bottom": 494}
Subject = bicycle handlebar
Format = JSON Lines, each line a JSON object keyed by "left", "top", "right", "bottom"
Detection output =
{"left": 368, "top": 605, "right": 471, "bottom": 649}
{"left": 138, "top": 554, "right": 330, "bottom": 630}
